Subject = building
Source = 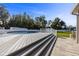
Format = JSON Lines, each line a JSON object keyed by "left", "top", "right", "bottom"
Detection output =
{"left": 72, "top": 4, "right": 79, "bottom": 43}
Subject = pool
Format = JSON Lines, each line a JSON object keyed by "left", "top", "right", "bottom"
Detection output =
{"left": 7, "top": 31, "right": 39, "bottom": 34}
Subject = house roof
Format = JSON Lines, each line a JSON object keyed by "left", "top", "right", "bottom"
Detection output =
{"left": 72, "top": 4, "right": 79, "bottom": 15}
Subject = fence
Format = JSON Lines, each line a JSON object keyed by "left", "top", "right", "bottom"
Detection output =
{"left": 0, "top": 27, "right": 57, "bottom": 37}
{"left": 40, "top": 28, "right": 57, "bottom": 36}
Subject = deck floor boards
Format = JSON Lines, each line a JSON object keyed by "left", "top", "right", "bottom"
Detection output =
{"left": 0, "top": 33, "right": 51, "bottom": 56}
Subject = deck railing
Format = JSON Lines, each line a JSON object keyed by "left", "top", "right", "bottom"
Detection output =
{"left": 40, "top": 28, "right": 57, "bottom": 36}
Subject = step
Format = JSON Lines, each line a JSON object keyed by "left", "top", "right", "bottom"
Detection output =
{"left": 34, "top": 36, "right": 55, "bottom": 56}
{"left": 45, "top": 36, "right": 57, "bottom": 56}
{"left": 21, "top": 35, "right": 54, "bottom": 56}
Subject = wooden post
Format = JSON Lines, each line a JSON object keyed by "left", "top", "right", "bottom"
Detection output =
{"left": 77, "top": 15, "right": 79, "bottom": 43}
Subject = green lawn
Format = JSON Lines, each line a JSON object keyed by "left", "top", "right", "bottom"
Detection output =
{"left": 57, "top": 31, "right": 72, "bottom": 38}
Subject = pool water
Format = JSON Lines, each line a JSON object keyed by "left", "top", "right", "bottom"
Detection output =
{"left": 7, "top": 31, "right": 39, "bottom": 34}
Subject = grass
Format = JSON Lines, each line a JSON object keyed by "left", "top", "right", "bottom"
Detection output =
{"left": 57, "top": 31, "right": 72, "bottom": 38}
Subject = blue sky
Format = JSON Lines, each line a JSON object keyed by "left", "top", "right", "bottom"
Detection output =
{"left": 1, "top": 3, "right": 76, "bottom": 26}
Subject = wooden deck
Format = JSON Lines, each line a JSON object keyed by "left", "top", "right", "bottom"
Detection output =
{"left": 0, "top": 33, "right": 52, "bottom": 56}
{"left": 51, "top": 38, "right": 79, "bottom": 56}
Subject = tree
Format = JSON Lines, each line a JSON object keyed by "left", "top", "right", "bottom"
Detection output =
{"left": 68, "top": 25, "right": 75, "bottom": 31}
{"left": 60, "top": 20, "right": 66, "bottom": 29}
{"left": 8, "top": 17, "right": 15, "bottom": 27}
{"left": 51, "top": 17, "right": 66, "bottom": 30}
{"left": 35, "top": 16, "right": 47, "bottom": 28}
{"left": 8, "top": 13, "right": 36, "bottom": 29}
{"left": 22, "top": 12, "right": 27, "bottom": 28}
{"left": 48, "top": 20, "right": 52, "bottom": 27}
{"left": 35, "top": 17, "right": 41, "bottom": 29}
{"left": 0, "top": 5, "right": 9, "bottom": 28}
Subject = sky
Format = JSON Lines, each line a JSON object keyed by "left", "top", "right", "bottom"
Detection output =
{"left": 1, "top": 3, "right": 76, "bottom": 26}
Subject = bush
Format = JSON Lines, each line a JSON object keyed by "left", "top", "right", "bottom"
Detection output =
{"left": 57, "top": 31, "right": 72, "bottom": 38}
{"left": 5, "top": 24, "right": 10, "bottom": 29}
